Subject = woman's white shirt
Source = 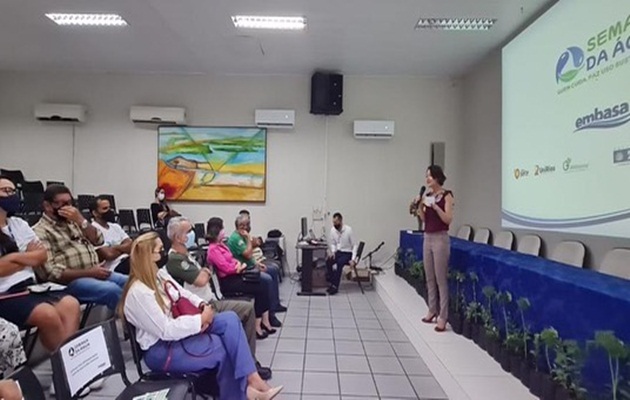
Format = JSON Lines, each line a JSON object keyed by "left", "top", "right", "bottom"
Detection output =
{"left": 123, "top": 269, "right": 205, "bottom": 350}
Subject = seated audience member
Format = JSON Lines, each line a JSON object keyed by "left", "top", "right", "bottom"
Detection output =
{"left": 33, "top": 185, "right": 127, "bottom": 310}
{"left": 326, "top": 212, "right": 358, "bottom": 295}
{"left": 0, "top": 318, "right": 26, "bottom": 374}
{"left": 165, "top": 217, "right": 272, "bottom": 379}
{"left": 206, "top": 217, "right": 276, "bottom": 339}
{"left": 229, "top": 214, "right": 285, "bottom": 327}
{"left": 0, "top": 177, "right": 80, "bottom": 352}
{"left": 90, "top": 195, "right": 132, "bottom": 274}
{"left": 121, "top": 232, "right": 282, "bottom": 400}
{"left": 151, "top": 187, "right": 180, "bottom": 228}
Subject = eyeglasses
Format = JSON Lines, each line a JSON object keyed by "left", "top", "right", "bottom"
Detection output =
{"left": 0, "top": 187, "right": 17, "bottom": 195}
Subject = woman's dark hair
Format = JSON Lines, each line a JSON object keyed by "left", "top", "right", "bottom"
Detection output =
{"left": 154, "top": 187, "right": 164, "bottom": 197}
{"left": 206, "top": 217, "right": 224, "bottom": 243}
{"left": 427, "top": 165, "right": 447, "bottom": 186}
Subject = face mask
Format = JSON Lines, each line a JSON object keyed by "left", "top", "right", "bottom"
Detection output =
{"left": 53, "top": 207, "right": 67, "bottom": 221}
{"left": 157, "top": 193, "right": 165, "bottom": 201}
{"left": 101, "top": 209, "right": 116, "bottom": 223}
{"left": 0, "top": 194, "right": 21, "bottom": 217}
{"left": 185, "top": 230, "right": 196, "bottom": 249}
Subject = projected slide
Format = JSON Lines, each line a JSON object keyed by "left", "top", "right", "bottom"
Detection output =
{"left": 502, "top": 0, "right": 630, "bottom": 238}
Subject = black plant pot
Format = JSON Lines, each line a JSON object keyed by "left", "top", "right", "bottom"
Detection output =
{"left": 541, "top": 374, "right": 556, "bottom": 400}
{"left": 509, "top": 353, "right": 522, "bottom": 380}
{"left": 529, "top": 370, "right": 543, "bottom": 397}
{"left": 462, "top": 319, "right": 473, "bottom": 339}
{"left": 415, "top": 281, "right": 427, "bottom": 300}
{"left": 449, "top": 313, "right": 463, "bottom": 334}
{"left": 487, "top": 337, "right": 501, "bottom": 361}
{"left": 554, "top": 385, "right": 574, "bottom": 400}
{"left": 518, "top": 358, "right": 531, "bottom": 387}
{"left": 499, "top": 347, "right": 511, "bottom": 372}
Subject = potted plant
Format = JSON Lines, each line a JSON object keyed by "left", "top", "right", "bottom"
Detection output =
{"left": 589, "top": 331, "right": 629, "bottom": 400}
{"left": 448, "top": 271, "right": 466, "bottom": 334}
{"left": 401, "top": 248, "right": 416, "bottom": 285}
{"left": 553, "top": 339, "right": 586, "bottom": 400}
{"left": 410, "top": 260, "right": 426, "bottom": 299}
{"left": 540, "top": 327, "right": 561, "bottom": 400}
{"left": 496, "top": 290, "right": 514, "bottom": 372}
{"left": 529, "top": 333, "right": 544, "bottom": 397}
{"left": 394, "top": 247, "right": 404, "bottom": 276}
{"left": 481, "top": 285, "right": 500, "bottom": 359}
{"left": 516, "top": 297, "right": 532, "bottom": 386}
{"left": 463, "top": 272, "right": 481, "bottom": 340}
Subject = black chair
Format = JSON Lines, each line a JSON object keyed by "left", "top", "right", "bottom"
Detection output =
{"left": 51, "top": 319, "right": 191, "bottom": 400}
{"left": 20, "top": 180, "right": 44, "bottom": 194}
{"left": 22, "top": 192, "right": 44, "bottom": 214}
{"left": 118, "top": 209, "right": 138, "bottom": 236}
{"left": 136, "top": 208, "right": 153, "bottom": 231}
{"left": 6, "top": 365, "right": 46, "bottom": 400}
{"left": 76, "top": 194, "right": 95, "bottom": 213}
{"left": 0, "top": 169, "right": 25, "bottom": 189}
{"left": 125, "top": 321, "right": 218, "bottom": 399}
{"left": 350, "top": 241, "right": 367, "bottom": 294}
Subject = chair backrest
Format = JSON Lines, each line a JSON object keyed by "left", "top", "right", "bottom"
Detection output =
{"left": 194, "top": 223, "right": 207, "bottom": 245}
{"left": 46, "top": 180, "right": 65, "bottom": 187}
{"left": 355, "top": 241, "right": 365, "bottom": 261}
{"left": 472, "top": 228, "right": 491, "bottom": 244}
{"left": 598, "top": 248, "right": 630, "bottom": 279}
{"left": 516, "top": 234, "right": 541, "bottom": 256}
{"left": 549, "top": 241, "right": 585, "bottom": 267}
{"left": 456, "top": 225, "right": 472, "bottom": 240}
{"left": 494, "top": 231, "right": 514, "bottom": 250}
{"left": 7, "top": 366, "right": 46, "bottom": 400}
{"left": 22, "top": 192, "right": 44, "bottom": 214}
{"left": 51, "top": 319, "right": 130, "bottom": 400}
{"left": 118, "top": 209, "right": 138, "bottom": 233}
{"left": 0, "top": 169, "right": 25, "bottom": 187}
{"left": 136, "top": 208, "right": 153, "bottom": 230}
{"left": 124, "top": 321, "right": 148, "bottom": 380}
{"left": 76, "top": 194, "right": 95, "bottom": 213}
{"left": 21, "top": 180, "right": 44, "bottom": 194}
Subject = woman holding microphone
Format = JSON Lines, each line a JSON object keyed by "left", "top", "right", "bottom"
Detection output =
{"left": 416, "top": 165, "right": 454, "bottom": 332}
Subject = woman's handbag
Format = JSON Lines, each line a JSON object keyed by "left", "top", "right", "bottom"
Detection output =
{"left": 162, "top": 280, "right": 200, "bottom": 317}
{"left": 242, "top": 267, "right": 261, "bottom": 283}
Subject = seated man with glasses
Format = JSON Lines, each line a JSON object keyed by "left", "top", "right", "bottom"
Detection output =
{"left": 33, "top": 185, "right": 128, "bottom": 310}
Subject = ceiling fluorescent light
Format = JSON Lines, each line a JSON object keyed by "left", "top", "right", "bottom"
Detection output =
{"left": 45, "top": 13, "right": 128, "bottom": 27}
{"left": 415, "top": 17, "right": 496, "bottom": 31}
{"left": 231, "top": 15, "right": 306, "bottom": 30}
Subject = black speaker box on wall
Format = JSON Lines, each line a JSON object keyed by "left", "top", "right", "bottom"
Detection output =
{"left": 310, "top": 72, "right": 343, "bottom": 115}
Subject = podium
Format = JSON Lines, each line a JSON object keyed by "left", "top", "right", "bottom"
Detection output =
{"left": 296, "top": 243, "right": 328, "bottom": 296}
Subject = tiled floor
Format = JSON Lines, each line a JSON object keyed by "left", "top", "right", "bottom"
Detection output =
{"left": 31, "top": 271, "right": 535, "bottom": 399}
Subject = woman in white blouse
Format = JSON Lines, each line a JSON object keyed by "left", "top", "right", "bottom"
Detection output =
{"left": 120, "top": 232, "right": 282, "bottom": 400}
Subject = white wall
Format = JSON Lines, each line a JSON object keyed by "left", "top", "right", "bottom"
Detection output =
{"left": 0, "top": 72, "right": 462, "bottom": 268}
{"left": 459, "top": 51, "right": 630, "bottom": 268}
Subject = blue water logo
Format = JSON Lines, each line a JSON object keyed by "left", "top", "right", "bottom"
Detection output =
{"left": 556, "top": 46, "right": 585, "bottom": 84}
{"left": 575, "top": 102, "right": 630, "bottom": 132}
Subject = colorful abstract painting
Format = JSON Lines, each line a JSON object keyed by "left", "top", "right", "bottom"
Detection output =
{"left": 157, "top": 126, "right": 266, "bottom": 202}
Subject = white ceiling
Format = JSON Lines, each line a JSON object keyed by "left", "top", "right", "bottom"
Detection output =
{"left": 0, "top": 0, "right": 554, "bottom": 77}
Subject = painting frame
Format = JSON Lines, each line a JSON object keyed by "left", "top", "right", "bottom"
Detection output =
{"left": 157, "top": 125, "right": 267, "bottom": 203}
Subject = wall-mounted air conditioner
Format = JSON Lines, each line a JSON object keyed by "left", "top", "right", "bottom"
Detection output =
{"left": 255, "top": 109, "right": 295, "bottom": 129}
{"left": 34, "top": 103, "right": 87, "bottom": 123}
{"left": 130, "top": 106, "right": 186, "bottom": 125}
{"left": 353, "top": 120, "right": 395, "bottom": 139}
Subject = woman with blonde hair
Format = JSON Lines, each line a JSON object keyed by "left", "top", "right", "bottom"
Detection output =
{"left": 119, "top": 232, "right": 282, "bottom": 400}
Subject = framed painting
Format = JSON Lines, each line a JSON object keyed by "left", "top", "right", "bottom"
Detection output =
{"left": 157, "top": 126, "right": 267, "bottom": 202}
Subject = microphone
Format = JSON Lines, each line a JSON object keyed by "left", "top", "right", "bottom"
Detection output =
{"left": 410, "top": 186, "right": 427, "bottom": 214}
{"left": 419, "top": 185, "right": 426, "bottom": 200}
{"left": 375, "top": 241, "right": 385, "bottom": 252}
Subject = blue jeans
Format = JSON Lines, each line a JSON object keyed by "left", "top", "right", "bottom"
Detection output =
{"left": 326, "top": 251, "right": 352, "bottom": 289}
{"left": 66, "top": 272, "right": 128, "bottom": 310}
{"left": 261, "top": 263, "right": 281, "bottom": 312}
{"left": 144, "top": 311, "right": 256, "bottom": 400}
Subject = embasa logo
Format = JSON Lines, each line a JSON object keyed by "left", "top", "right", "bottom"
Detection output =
{"left": 574, "top": 102, "right": 630, "bottom": 132}
{"left": 514, "top": 168, "right": 529, "bottom": 179}
{"left": 556, "top": 46, "right": 585, "bottom": 83}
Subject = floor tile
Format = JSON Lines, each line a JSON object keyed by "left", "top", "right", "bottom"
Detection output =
{"left": 302, "top": 372, "right": 340, "bottom": 395}
{"left": 283, "top": 316, "right": 308, "bottom": 326}
{"left": 367, "top": 356, "right": 405, "bottom": 375}
{"left": 268, "top": 370, "right": 302, "bottom": 394}
{"left": 308, "top": 327, "right": 334, "bottom": 339}
{"left": 336, "top": 355, "right": 371, "bottom": 373}
{"left": 306, "top": 339, "right": 336, "bottom": 354}
{"left": 385, "top": 329, "right": 410, "bottom": 342}
{"left": 332, "top": 318, "right": 356, "bottom": 328}
{"left": 363, "top": 342, "right": 395, "bottom": 357}
{"left": 310, "top": 309, "right": 332, "bottom": 318}
{"left": 302, "top": 396, "right": 340, "bottom": 400}
{"left": 334, "top": 340, "right": 365, "bottom": 356}
{"left": 359, "top": 329, "right": 388, "bottom": 342}
{"left": 276, "top": 338, "right": 306, "bottom": 353}
{"left": 256, "top": 350, "right": 274, "bottom": 366}
{"left": 333, "top": 328, "right": 361, "bottom": 341}
{"left": 256, "top": 337, "right": 278, "bottom": 353}
{"left": 391, "top": 342, "right": 420, "bottom": 358}
{"left": 305, "top": 354, "right": 337, "bottom": 372}
{"left": 398, "top": 357, "right": 432, "bottom": 376}
{"left": 280, "top": 326, "right": 307, "bottom": 339}
{"left": 309, "top": 317, "right": 333, "bottom": 328}
{"left": 356, "top": 319, "right": 382, "bottom": 330}
{"left": 373, "top": 374, "right": 417, "bottom": 398}
{"left": 409, "top": 376, "right": 448, "bottom": 399}
{"left": 338, "top": 373, "right": 378, "bottom": 396}
{"left": 271, "top": 353, "right": 304, "bottom": 371}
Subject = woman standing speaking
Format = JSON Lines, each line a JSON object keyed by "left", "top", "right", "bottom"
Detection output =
{"left": 416, "top": 165, "right": 454, "bottom": 332}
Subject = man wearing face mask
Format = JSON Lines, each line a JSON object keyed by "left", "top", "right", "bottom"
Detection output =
{"left": 33, "top": 185, "right": 128, "bottom": 310}
{"left": 164, "top": 217, "right": 273, "bottom": 380}
{"left": 90, "top": 196, "right": 132, "bottom": 274}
